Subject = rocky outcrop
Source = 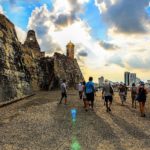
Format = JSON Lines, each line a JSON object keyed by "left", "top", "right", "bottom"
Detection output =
{"left": 0, "top": 14, "right": 32, "bottom": 102}
{"left": 53, "top": 52, "right": 83, "bottom": 88}
{"left": 0, "top": 14, "right": 84, "bottom": 102}
{"left": 39, "top": 53, "right": 84, "bottom": 90}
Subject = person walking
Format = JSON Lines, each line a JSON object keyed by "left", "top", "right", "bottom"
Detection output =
{"left": 59, "top": 79, "right": 68, "bottom": 105}
{"left": 85, "top": 77, "right": 95, "bottom": 111}
{"left": 82, "top": 81, "right": 87, "bottom": 110}
{"left": 136, "top": 82, "right": 148, "bottom": 117}
{"left": 124, "top": 84, "right": 128, "bottom": 102}
{"left": 102, "top": 79, "right": 114, "bottom": 112}
{"left": 131, "top": 83, "right": 137, "bottom": 108}
{"left": 119, "top": 83, "right": 126, "bottom": 105}
{"left": 78, "top": 82, "right": 83, "bottom": 100}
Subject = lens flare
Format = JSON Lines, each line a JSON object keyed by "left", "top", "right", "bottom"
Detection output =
{"left": 71, "top": 108, "right": 77, "bottom": 122}
{"left": 145, "top": 6, "right": 150, "bottom": 16}
{"left": 71, "top": 137, "right": 81, "bottom": 150}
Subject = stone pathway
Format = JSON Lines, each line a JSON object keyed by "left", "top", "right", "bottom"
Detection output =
{"left": 0, "top": 90, "right": 150, "bottom": 150}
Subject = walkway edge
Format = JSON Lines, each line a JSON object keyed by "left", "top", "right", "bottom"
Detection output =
{"left": 0, "top": 94, "right": 36, "bottom": 108}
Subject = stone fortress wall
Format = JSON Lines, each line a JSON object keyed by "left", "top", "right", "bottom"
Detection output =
{"left": 0, "top": 14, "right": 84, "bottom": 102}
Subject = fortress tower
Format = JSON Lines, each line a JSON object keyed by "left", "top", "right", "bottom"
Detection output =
{"left": 66, "top": 41, "right": 74, "bottom": 59}
{"left": 24, "top": 30, "right": 41, "bottom": 52}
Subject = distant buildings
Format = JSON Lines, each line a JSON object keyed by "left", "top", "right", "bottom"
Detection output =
{"left": 124, "top": 72, "right": 137, "bottom": 86}
{"left": 98, "top": 76, "right": 104, "bottom": 87}
{"left": 129, "top": 73, "right": 136, "bottom": 86}
{"left": 147, "top": 80, "right": 150, "bottom": 84}
{"left": 124, "top": 72, "right": 130, "bottom": 86}
{"left": 136, "top": 78, "right": 141, "bottom": 85}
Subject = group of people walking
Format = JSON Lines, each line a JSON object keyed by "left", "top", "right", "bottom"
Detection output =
{"left": 59, "top": 78, "right": 148, "bottom": 117}
{"left": 78, "top": 77, "right": 95, "bottom": 111}
{"left": 59, "top": 77, "right": 95, "bottom": 111}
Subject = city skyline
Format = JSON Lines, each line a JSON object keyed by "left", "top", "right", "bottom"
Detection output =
{"left": 1, "top": 0, "right": 150, "bottom": 82}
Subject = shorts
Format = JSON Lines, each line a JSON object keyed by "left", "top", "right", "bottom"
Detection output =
{"left": 86, "top": 93, "right": 94, "bottom": 101}
{"left": 131, "top": 94, "right": 136, "bottom": 101}
{"left": 61, "top": 92, "right": 67, "bottom": 98}
{"left": 105, "top": 96, "right": 113, "bottom": 102}
{"left": 136, "top": 95, "right": 146, "bottom": 102}
{"left": 82, "top": 92, "right": 87, "bottom": 99}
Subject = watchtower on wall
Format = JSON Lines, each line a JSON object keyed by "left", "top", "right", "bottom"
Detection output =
{"left": 24, "top": 30, "right": 41, "bottom": 52}
{"left": 66, "top": 41, "right": 74, "bottom": 59}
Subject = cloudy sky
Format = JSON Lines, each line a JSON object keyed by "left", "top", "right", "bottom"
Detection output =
{"left": 1, "top": 0, "right": 150, "bottom": 82}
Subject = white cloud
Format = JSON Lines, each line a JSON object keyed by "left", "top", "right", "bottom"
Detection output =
{"left": 27, "top": 0, "right": 150, "bottom": 81}
{"left": 94, "top": 0, "right": 150, "bottom": 74}
{"left": 15, "top": 26, "right": 26, "bottom": 43}
{"left": 95, "top": 0, "right": 149, "bottom": 34}
{"left": 27, "top": 3, "right": 108, "bottom": 71}
{"left": 0, "top": 5, "right": 4, "bottom": 14}
{"left": 95, "top": 0, "right": 116, "bottom": 13}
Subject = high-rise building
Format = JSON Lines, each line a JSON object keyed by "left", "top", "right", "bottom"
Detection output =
{"left": 124, "top": 72, "right": 137, "bottom": 86}
{"left": 124, "top": 72, "right": 130, "bottom": 86}
{"left": 147, "top": 80, "right": 150, "bottom": 84}
{"left": 98, "top": 76, "right": 104, "bottom": 87}
{"left": 129, "top": 73, "right": 136, "bottom": 86}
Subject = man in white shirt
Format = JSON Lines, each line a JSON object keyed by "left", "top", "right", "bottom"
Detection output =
{"left": 102, "top": 79, "right": 114, "bottom": 112}
{"left": 59, "top": 79, "right": 67, "bottom": 105}
{"left": 78, "top": 82, "right": 83, "bottom": 100}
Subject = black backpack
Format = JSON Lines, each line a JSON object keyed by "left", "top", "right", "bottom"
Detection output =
{"left": 109, "top": 84, "right": 114, "bottom": 95}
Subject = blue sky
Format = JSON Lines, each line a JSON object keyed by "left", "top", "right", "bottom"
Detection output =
{"left": 0, "top": 0, "right": 52, "bottom": 29}
{"left": 80, "top": 0, "right": 107, "bottom": 40}
{"left": 1, "top": 0, "right": 150, "bottom": 82}
{"left": 0, "top": 0, "right": 107, "bottom": 40}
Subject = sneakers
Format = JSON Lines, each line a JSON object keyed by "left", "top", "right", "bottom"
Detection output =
{"left": 141, "top": 114, "right": 146, "bottom": 117}
{"left": 106, "top": 107, "right": 111, "bottom": 112}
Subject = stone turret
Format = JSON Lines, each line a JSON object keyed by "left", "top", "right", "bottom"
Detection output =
{"left": 66, "top": 41, "right": 74, "bottom": 59}
{"left": 24, "top": 30, "right": 40, "bottom": 52}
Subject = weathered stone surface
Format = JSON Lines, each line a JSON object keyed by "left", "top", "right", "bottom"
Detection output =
{"left": 53, "top": 52, "right": 83, "bottom": 88}
{"left": 66, "top": 41, "right": 74, "bottom": 59}
{"left": 0, "top": 91, "right": 150, "bottom": 150}
{"left": 0, "top": 14, "right": 84, "bottom": 102}
{"left": 0, "top": 14, "right": 32, "bottom": 102}
{"left": 39, "top": 53, "right": 84, "bottom": 90}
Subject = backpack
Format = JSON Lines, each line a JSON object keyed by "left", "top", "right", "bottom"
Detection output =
{"left": 109, "top": 84, "right": 114, "bottom": 95}
{"left": 132, "top": 87, "right": 137, "bottom": 94}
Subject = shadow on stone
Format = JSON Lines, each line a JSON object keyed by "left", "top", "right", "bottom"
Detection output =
{"left": 75, "top": 110, "right": 126, "bottom": 150}
{"left": 19, "top": 98, "right": 52, "bottom": 109}
{"left": 110, "top": 115, "right": 150, "bottom": 140}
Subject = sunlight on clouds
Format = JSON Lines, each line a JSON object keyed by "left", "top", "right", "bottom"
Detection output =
{"left": 15, "top": 26, "right": 26, "bottom": 43}
{"left": 95, "top": 0, "right": 107, "bottom": 13}
{"left": 28, "top": 3, "right": 107, "bottom": 68}
{"left": 50, "top": 20, "right": 91, "bottom": 49}
{"left": 26, "top": 0, "right": 150, "bottom": 81}
{"left": 95, "top": 0, "right": 117, "bottom": 13}
{"left": 0, "top": 5, "right": 4, "bottom": 14}
{"left": 53, "top": 0, "right": 71, "bottom": 14}
{"left": 78, "top": 0, "right": 90, "bottom": 4}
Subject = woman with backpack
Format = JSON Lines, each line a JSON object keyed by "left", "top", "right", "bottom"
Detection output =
{"left": 136, "top": 82, "right": 148, "bottom": 117}
{"left": 131, "top": 83, "right": 137, "bottom": 108}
